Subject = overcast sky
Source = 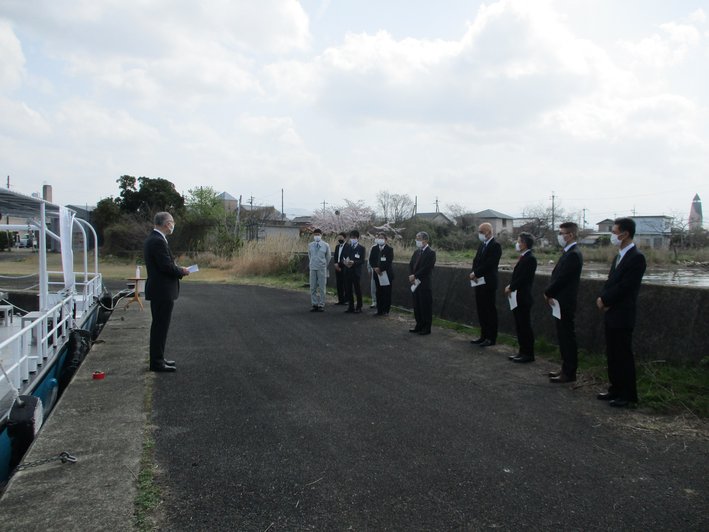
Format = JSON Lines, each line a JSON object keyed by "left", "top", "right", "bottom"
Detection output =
{"left": 1, "top": 0, "right": 707, "bottom": 226}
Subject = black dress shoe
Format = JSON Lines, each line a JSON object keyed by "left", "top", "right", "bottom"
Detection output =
{"left": 354, "top": 308, "right": 362, "bottom": 314}
{"left": 609, "top": 398, "right": 635, "bottom": 408}
{"left": 478, "top": 339, "right": 495, "bottom": 347}
{"left": 548, "top": 370, "right": 561, "bottom": 378}
{"left": 150, "top": 363, "right": 176, "bottom": 372}
{"left": 164, "top": 360, "right": 175, "bottom": 366}
{"left": 418, "top": 329, "right": 431, "bottom": 335}
{"left": 344, "top": 308, "right": 355, "bottom": 313}
{"left": 409, "top": 328, "right": 421, "bottom": 333}
{"left": 317, "top": 307, "right": 325, "bottom": 312}
{"left": 512, "top": 355, "right": 535, "bottom": 363}
{"left": 508, "top": 354, "right": 520, "bottom": 360}
{"left": 550, "top": 374, "right": 575, "bottom": 383}
{"left": 470, "top": 338, "right": 485, "bottom": 345}
{"left": 310, "top": 306, "right": 319, "bottom": 312}
{"left": 335, "top": 302, "right": 346, "bottom": 305}
{"left": 597, "top": 392, "right": 617, "bottom": 401}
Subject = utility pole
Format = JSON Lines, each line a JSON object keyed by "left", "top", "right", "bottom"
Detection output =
{"left": 414, "top": 196, "right": 418, "bottom": 216}
{"left": 550, "top": 191, "right": 556, "bottom": 232}
{"left": 434, "top": 197, "right": 439, "bottom": 213}
{"left": 6, "top": 176, "right": 9, "bottom": 189}
{"left": 582, "top": 208, "right": 588, "bottom": 230}
{"left": 321, "top": 200, "right": 327, "bottom": 215}
{"left": 235, "top": 195, "right": 242, "bottom": 235}
{"left": 281, "top": 188, "right": 284, "bottom": 221}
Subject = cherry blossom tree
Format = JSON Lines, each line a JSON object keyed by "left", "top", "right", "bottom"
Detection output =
{"left": 310, "top": 199, "right": 375, "bottom": 234}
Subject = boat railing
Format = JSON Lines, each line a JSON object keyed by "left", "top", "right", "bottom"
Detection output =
{"left": 0, "top": 291, "right": 85, "bottom": 402}
{"left": 47, "top": 271, "right": 103, "bottom": 317}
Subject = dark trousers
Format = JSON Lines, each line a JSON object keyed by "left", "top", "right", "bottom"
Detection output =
{"left": 513, "top": 304, "right": 534, "bottom": 357}
{"left": 335, "top": 268, "right": 346, "bottom": 303}
{"left": 413, "top": 287, "right": 432, "bottom": 331}
{"left": 374, "top": 277, "right": 392, "bottom": 314}
{"left": 344, "top": 270, "right": 362, "bottom": 310}
{"left": 149, "top": 299, "right": 174, "bottom": 364}
{"left": 605, "top": 326, "right": 638, "bottom": 402}
{"left": 475, "top": 285, "right": 498, "bottom": 342}
{"left": 555, "top": 312, "right": 578, "bottom": 378}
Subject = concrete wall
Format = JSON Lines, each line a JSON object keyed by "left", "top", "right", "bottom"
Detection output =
{"left": 317, "top": 257, "right": 708, "bottom": 364}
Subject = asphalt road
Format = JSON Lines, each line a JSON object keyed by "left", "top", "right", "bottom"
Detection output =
{"left": 151, "top": 283, "right": 708, "bottom": 531}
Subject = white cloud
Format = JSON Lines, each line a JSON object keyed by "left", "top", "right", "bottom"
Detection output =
{"left": 0, "top": 0, "right": 706, "bottom": 219}
{"left": 0, "top": 96, "right": 51, "bottom": 136}
{"left": 54, "top": 100, "right": 160, "bottom": 145}
{"left": 620, "top": 19, "right": 703, "bottom": 68}
{"left": 0, "top": 19, "right": 25, "bottom": 91}
{"left": 239, "top": 115, "right": 303, "bottom": 146}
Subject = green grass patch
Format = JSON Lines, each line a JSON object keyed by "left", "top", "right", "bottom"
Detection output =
{"left": 134, "top": 375, "right": 161, "bottom": 531}
{"left": 636, "top": 361, "right": 709, "bottom": 417}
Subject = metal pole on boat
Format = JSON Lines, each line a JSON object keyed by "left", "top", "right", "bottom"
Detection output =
{"left": 39, "top": 202, "right": 48, "bottom": 310}
{"left": 75, "top": 218, "right": 99, "bottom": 275}
{"left": 73, "top": 217, "right": 89, "bottom": 284}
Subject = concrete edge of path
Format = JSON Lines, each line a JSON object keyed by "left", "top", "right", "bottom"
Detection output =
{"left": 0, "top": 305, "right": 151, "bottom": 531}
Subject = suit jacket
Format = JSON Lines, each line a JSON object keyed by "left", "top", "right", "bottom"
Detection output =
{"left": 409, "top": 246, "right": 436, "bottom": 290}
{"left": 472, "top": 238, "right": 502, "bottom": 289}
{"left": 339, "top": 242, "right": 366, "bottom": 277}
{"left": 143, "top": 230, "right": 184, "bottom": 301}
{"left": 508, "top": 251, "right": 537, "bottom": 308}
{"left": 600, "top": 245, "right": 646, "bottom": 329}
{"left": 368, "top": 244, "right": 395, "bottom": 281}
{"left": 333, "top": 242, "right": 346, "bottom": 265}
{"left": 544, "top": 244, "right": 583, "bottom": 313}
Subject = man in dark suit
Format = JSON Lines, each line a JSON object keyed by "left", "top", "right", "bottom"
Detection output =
{"left": 369, "top": 232, "right": 395, "bottom": 316}
{"left": 505, "top": 232, "right": 537, "bottom": 363}
{"left": 144, "top": 212, "right": 190, "bottom": 372}
{"left": 470, "top": 222, "right": 502, "bottom": 347}
{"left": 544, "top": 221, "right": 583, "bottom": 383}
{"left": 408, "top": 231, "right": 436, "bottom": 335}
{"left": 596, "top": 217, "right": 646, "bottom": 408}
{"left": 333, "top": 232, "right": 348, "bottom": 304}
{"left": 340, "top": 229, "right": 366, "bottom": 313}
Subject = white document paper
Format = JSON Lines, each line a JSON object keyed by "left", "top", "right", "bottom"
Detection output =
{"left": 470, "top": 276, "right": 486, "bottom": 287}
{"left": 410, "top": 279, "right": 421, "bottom": 293}
{"left": 508, "top": 290, "right": 518, "bottom": 311}
{"left": 378, "top": 271, "right": 390, "bottom": 286}
{"left": 549, "top": 298, "right": 561, "bottom": 320}
{"left": 187, "top": 264, "right": 199, "bottom": 273}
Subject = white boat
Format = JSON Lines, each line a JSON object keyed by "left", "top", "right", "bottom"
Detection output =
{"left": 0, "top": 187, "right": 107, "bottom": 484}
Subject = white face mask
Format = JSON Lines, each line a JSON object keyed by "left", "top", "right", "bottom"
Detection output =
{"left": 350, "top": 238, "right": 358, "bottom": 246}
{"left": 313, "top": 235, "right": 321, "bottom": 242}
{"left": 375, "top": 238, "right": 384, "bottom": 246}
{"left": 557, "top": 234, "right": 567, "bottom": 247}
{"left": 610, "top": 233, "right": 622, "bottom": 246}
{"left": 515, "top": 242, "right": 522, "bottom": 252}
{"left": 415, "top": 240, "right": 423, "bottom": 249}
{"left": 478, "top": 233, "right": 486, "bottom": 243}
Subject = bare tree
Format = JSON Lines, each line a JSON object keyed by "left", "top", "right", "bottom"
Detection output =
{"left": 446, "top": 203, "right": 476, "bottom": 231}
{"left": 376, "top": 190, "right": 415, "bottom": 224}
